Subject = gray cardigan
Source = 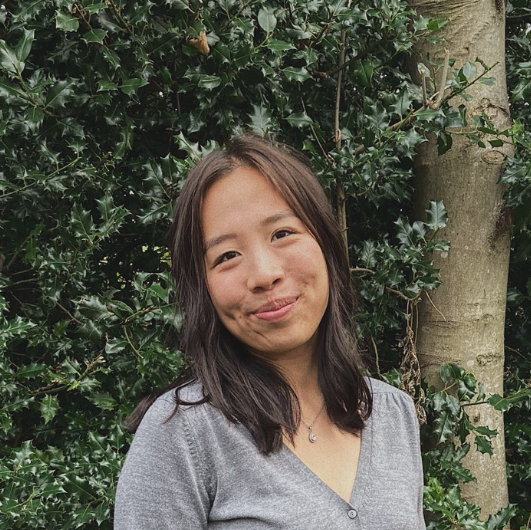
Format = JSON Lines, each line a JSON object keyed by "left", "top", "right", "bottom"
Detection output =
{"left": 115, "top": 378, "right": 426, "bottom": 529}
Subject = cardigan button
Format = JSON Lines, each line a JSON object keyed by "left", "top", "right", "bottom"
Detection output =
{"left": 347, "top": 509, "right": 358, "bottom": 519}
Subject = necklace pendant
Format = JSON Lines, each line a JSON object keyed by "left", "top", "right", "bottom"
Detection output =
{"left": 309, "top": 431, "right": 317, "bottom": 443}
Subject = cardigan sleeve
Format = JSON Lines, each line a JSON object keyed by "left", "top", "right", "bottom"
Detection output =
{"left": 114, "top": 396, "right": 209, "bottom": 530}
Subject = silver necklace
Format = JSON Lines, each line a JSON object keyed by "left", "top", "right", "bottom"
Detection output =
{"left": 301, "top": 401, "right": 326, "bottom": 443}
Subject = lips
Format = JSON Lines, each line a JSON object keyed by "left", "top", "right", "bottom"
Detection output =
{"left": 252, "top": 297, "right": 298, "bottom": 322}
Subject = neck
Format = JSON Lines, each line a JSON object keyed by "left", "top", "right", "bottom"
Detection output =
{"left": 271, "top": 348, "right": 324, "bottom": 415}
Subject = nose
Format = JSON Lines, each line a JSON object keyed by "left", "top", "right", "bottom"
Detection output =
{"left": 246, "top": 248, "right": 284, "bottom": 292}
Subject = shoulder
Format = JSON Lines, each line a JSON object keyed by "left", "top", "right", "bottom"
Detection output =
{"left": 366, "top": 377, "right": 412, "bottom": 399}
{"left": 365, "top": 377, "right": 418, "bottom": 424}
{"left": 140, "top": 380, "right": 210, "bottom": 427}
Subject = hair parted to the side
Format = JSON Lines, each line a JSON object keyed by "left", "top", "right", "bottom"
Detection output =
{"left": 126, "top": 134, "right": 372, "bottom": 454}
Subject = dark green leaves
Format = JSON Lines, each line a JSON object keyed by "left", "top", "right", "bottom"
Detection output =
{"left": 353, "top": 60, "right": 374, "bottom": 87}
{"left": 56, "top": 11, "right": 80, "bottom": 32}
{"left": 282, "top": 66, "right": 311, "bottom": 82}
{"left": 40, "top": 395, "right": 59, "bottom": 424}
{"left": 83, "top": 29, "right": 107, "bottom": 44}
{"left": 257, "top": 7, "right": 277, "bottom": 33}
{"left": 0, "top": 1, "right": 527, "bottom": 528}
{"left": 425, "top": 200, "right": 447, "bottom": 231}
{"left": 285, "top": 111, "right": 313, "bottom": 128}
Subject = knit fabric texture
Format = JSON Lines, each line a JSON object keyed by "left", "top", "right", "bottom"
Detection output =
{"left": 115, "top": 378, "right": 426, "bottom": 529}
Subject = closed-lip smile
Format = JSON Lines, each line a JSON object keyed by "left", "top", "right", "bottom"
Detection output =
{"left": 252, "top": 297, "right": 298, "bottom": 322}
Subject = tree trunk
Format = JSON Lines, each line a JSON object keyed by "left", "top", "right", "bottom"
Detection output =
{"left": 406, "top": 0, "right": 512, "bottom": 518}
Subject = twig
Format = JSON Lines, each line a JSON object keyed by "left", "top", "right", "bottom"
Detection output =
{"left": 124, "top": 327, "right": 141, "bottom": 359}
{"left": 350, "top": 266, "right": 376, "bottom": 275}
{"left": 371, "top": 334, "right": 381, "bottom": 377}
{"left": 432, "top": 49, "right": 450, "bottom": 109}
{"left": 335, "top": 26, "right": 348, "bottom": 254}
{"left": 109, "top": 0, "right": 133, "bottom": 35}
{"left": 301, "top": 98, "right": 334, "bottom": 164}
{"left": 57, "top": 302, "right": 82, "bottom": 324}
{"left": 442, "top": 61, "right": 500, "bottom": 105}
{"left": 424, "top": 290, "right": 447, "bottom": 321}
{"left": 386, "top": 286, "right": 421, "bottom": 302}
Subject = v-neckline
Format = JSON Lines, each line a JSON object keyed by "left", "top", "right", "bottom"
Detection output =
{"left": 281, "top": 411, "right": 374, "bottom": 507}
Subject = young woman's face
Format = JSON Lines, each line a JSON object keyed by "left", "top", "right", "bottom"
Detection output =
{"left": 202, "top": 165, "right": 329, "bottom": 363}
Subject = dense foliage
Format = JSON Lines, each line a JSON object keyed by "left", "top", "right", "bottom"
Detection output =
{"left": 0, "top": 0, "right": 529, "bottom": 528}
{"left": 502, "top": 1, "right": 531, "bottom": 526}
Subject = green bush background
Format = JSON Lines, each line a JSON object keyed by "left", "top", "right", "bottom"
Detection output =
{"left": 1, "top": 0, "right": 530, "bottom": 528}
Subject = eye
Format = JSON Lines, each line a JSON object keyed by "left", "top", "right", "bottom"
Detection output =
{"left": 214, "top": 251, "right": 239, "bottom": 266}
{"left": 272, "top": 229, "right": 295, "bottom": 241}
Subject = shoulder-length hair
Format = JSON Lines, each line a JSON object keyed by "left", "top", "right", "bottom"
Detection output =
{"left": 127, "top": 134, "right": 372, "bottom": 454}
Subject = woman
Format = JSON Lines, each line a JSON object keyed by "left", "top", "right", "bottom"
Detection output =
{"left": 115, "top": 135, "right": 426, "bottom": 529}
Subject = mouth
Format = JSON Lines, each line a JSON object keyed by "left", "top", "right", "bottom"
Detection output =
{"left": 252, "top": 297, "right": 298, "bottom": 322}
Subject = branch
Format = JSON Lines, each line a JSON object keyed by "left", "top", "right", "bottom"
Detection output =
{"left": 431, "top": 48, "right": 449, "bottom": 109}
{"left": 424, "top": 290, "right": 447, "bottom": 322}
{"left": 57, "top": 302, "right": 82, "bottom": 324}
{"left": 442, "top": 61, "right": 500, "bottom": 105}
{"left": 386, "top": 286, "right": 421, "bottom": 302}
{"left": 350, "top": 266, "right": 376, "bottom": 275}
{"left": 335, "top": 25, "right": 348, "bottom": 254}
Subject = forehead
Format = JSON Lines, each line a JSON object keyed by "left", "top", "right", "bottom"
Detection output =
{"left": 201, "top": 166, "right": 291, "bottom": 222}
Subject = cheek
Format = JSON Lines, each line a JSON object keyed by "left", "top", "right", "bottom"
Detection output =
{"left": 295, "top": 243, "right": 329, "bottom": 286}
{"left": 206, "top": 274, "right": 240, "bottom": 319}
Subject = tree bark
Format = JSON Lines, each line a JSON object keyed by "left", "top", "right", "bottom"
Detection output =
{"left": 406, "top": 0, "right": 512, "bottom": 518}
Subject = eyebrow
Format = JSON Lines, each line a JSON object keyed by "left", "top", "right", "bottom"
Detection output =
{"left": 203, "top": 210, "right": 297, "bottom": 254}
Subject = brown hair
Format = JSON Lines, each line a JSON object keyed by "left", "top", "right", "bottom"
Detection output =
{"left": 126, "top": 134, "right": 372, "bottom": 454}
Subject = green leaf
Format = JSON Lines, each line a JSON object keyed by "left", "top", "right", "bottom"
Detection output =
{"left": 0, "top": 77, "right": 25, "bottom": 98}
{"left": 425, "top": 200, "right": 447, "bottom": 231}
{"left": 426, "top": 18, "right": 448, "bottom": 31}
{"left": 201, "top": 75, "right": 223, "bottom": 90}
{"left": 474, "top": 434, "right": 493, "bottom": 455}
{"left": 45, "top": 79, "right": 76, "bottom": 109}
{"left": 433, "top": 410, "right": 455, "bottom": 444}
{"left": 15, "top": 29, "right": 34, "bottom": 62}
{"left": 282, "top": 66, "right": 311, "bottom": 83}
{"left": 462, "top": 61, "right": 477, "bottom": 79}
{"left": 84, "top": 2, "right": 106, "bottom": 14}
{"left": 40, "top": 395, "right": 59, "bottom": 424}
{"left": 267, "top": 39, "right": 294, "bottom": 52}
{"left": 285, "top": 111, "right": 313, "bottom": 129}
{"left": 83, "top": 29, "right": 107, "bottom": 44}
{"left": 16, "top": 363, "right": 48, "bottom": 379}
{"left": 415, "top": 107, "right": 444, "bottom": 122}
{"left": 437, "top": 130, "right": 453, "bottom": 155}
{"left": 475, "top": 425, "right": 498, "bottom": 437}
{"left": 512, "top": 78, "right": 531, "bottom": 101}
{"left": 56, "top": 11, "right": 80, "bottom": 32}
{"left": 258, "top": 7, "right": 277, "bottom": 33}
{"left": 71, "top": 204, "right": 94, "bottom": 240}
{"left": 96, "top": 194, "right": 115, "bottom": 223}
{"left": 88, "top": 392, "right": 117, "bottom": 410}
{"left": 100, "top": 45, "right": 120, "bottom": 69}
{"left": 486, "top": 505, "right": 517, "bottom": 530}
{"left": 248, "top": 105, "right": 273, "bottom": 135}
{"left": 353, "top": 60, "right": 374, "bottom": 88}
{"left": 440, "top": 362, "right": 462, "bottom": 383}
{"left": 392, "top": 88, "right": 412, "bottom": 116}
{"left": 120, "top": 77, "right": 149, "bottom": 95}
{"left": 0, "top": 317, "right": 36, "bottom": 348}
{"left": 0, "top": 39, "right": 24, "bottom": 74}
{"left": 489, "top": 394, "right": 509, "bottom": 411}
{"left": 98, "top": 80, "right": 118, "bottom": 91}
{"left": 24, "top": 106, "right": 45, "bottom": 129}
{"left": 477, "top": 76, "right": 495, "bottom": 86}
{"left": 488, "top": 139, "right": 504, "bottom": 147}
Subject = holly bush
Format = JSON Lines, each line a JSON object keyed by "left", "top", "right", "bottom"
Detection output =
{"left": 0, "top": 0, "right": 529, "bottom": 528}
